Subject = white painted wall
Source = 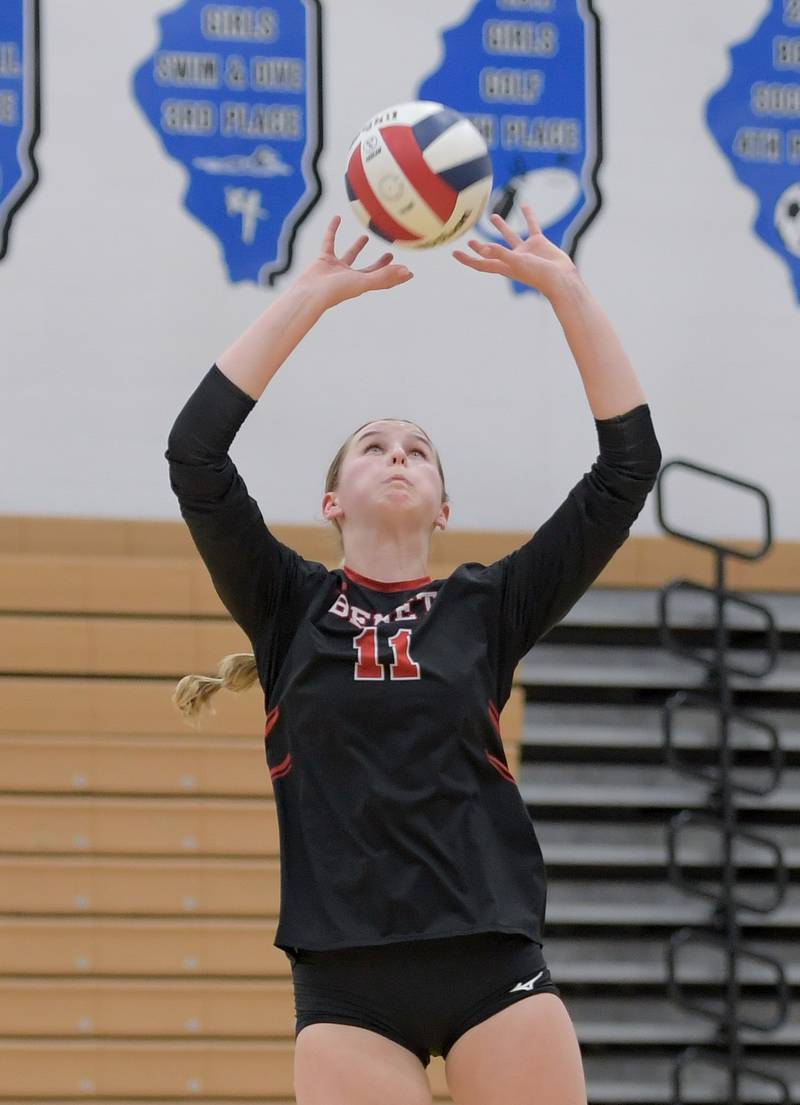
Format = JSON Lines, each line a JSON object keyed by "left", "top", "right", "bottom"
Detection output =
{"left": 2, "top": 0, "right": 794, "bottom": 544}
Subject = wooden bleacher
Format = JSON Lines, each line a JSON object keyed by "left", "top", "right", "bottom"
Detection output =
{"left": 0, "top": 515, "right": 794, "bottom": 1103}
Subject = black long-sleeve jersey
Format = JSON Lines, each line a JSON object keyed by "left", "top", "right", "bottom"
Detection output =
{"left": 166, "top": 363, "right": 662, "bottom": 962}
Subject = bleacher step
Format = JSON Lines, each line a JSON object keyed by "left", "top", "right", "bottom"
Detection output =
{"left": 519, "top": 762, "right": 800, "bottom": 810}
{"left": 581, "top": 1053, "right": 798, "bottom": 1104}
{"left": 519, "top": 644, "right": 800, "bottom": 690}
{"left": 566, "top": 996, "right": 799, "bottom": 1045}
{"left": 545, "top": 879, "right": 800, "bottom": 928}
{"left": 523, "top": 703, "right": 800, "bottom": 752}
{"left": 535, "top": 821, "right": 799, "bottom": 870}
{"left": 544, "top": 936, "right": 800, "bottom": 986}
{"left": 562, "top": 588, "right": 800, "bottom": 631}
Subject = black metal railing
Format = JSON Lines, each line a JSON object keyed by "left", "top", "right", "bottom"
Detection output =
{"left": 655, "top": 459, "right": 791, "bottom": 1104}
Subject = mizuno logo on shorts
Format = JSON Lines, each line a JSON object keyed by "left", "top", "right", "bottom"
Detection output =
{"left": 509, "top": 969, "right": 545, "bottom": 992}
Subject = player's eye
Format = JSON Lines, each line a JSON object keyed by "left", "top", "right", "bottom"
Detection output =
{"left": 364, "top": 443, "right": 428, "bottom": 457}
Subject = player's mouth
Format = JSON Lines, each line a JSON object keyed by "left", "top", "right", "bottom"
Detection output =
{"left": 386, "top": 474, "right": 411, "bottom": 485}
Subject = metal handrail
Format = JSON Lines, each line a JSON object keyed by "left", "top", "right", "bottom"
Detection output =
{"left": 655, "top": 459, "right": 791, "bottom": 1104}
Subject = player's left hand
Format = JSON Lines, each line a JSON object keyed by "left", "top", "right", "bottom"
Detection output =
{"left": 452, "top": 204, "right": 578, "bottom": 300}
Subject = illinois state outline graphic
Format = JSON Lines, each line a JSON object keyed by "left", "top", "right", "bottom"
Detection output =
{"left": 417, "top": 0, "right": 603, "bottom": 295}
{"left": 133, "top": 0, "right": 323, "bottom": 285}
{"left": 707, "top": 0, "right": 800, "bottom": 302}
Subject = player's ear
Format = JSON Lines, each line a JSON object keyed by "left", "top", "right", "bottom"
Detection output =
{"left": 434, "top": 502, "right": 450, "bottom": 532}
{"left": 322, "top": 491, "right": 343, "bottom": 523}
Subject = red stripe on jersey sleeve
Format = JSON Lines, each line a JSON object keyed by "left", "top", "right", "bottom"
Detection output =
{"left": 486, "top": 749, "right": 516, "bottom": 783}
{"left": 270, "top": 752, "right": 293, "bottom": 781}
{"left": 265, "top": 705, "right": 280, "bottom": 739}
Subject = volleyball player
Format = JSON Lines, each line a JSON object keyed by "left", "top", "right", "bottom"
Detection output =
{"left": 166, "top": 206, "right": 661, "bottom": 1105}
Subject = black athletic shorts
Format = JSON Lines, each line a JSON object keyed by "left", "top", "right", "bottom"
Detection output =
{"left": 290, "top": 931, "right": 561, "bottom": 1068}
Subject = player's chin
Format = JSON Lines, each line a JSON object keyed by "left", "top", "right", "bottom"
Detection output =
{"left": 374, "top": 489, "right": 420, "bottom": 513}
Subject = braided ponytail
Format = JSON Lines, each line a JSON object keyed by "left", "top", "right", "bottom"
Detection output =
{"left": 171, "top": 652, "right": 259, "bottom": 729}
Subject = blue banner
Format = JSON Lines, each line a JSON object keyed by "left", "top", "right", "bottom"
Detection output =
{"left": 133, "top": 1, "right": 323, "bottom": 285}
{"left": 417, "top": 0, "right": 602, "bottom": 295}
{"left": 707, "top": 0, "right": 800, "bottom": 301}
{"left": 0, "top": 0, "right": 41, "bottom": 261}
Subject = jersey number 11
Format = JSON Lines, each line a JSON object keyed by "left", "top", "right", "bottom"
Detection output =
{"left": 353, "top": 627, "right": 421, "bottom": 681}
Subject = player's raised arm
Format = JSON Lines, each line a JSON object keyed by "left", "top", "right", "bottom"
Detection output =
{"left": 165, "top": 215, "right": 410, "bottom": 648}
{"left": 217, "top": 214, "right": 414, "bottom": 401}
{"left": 453, "top": 204, "right": 646, "bottom": 420}
{"left": 457, "top": 205, "right": 661, "bottom": 687}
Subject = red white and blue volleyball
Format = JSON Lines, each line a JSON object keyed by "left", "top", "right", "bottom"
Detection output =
{"left": 345, "top": 101, "right": 494, "bottom": 249}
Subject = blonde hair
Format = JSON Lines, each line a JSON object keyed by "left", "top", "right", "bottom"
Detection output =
{"left": 172, "top": 418, "right": 449, "bottom": 728}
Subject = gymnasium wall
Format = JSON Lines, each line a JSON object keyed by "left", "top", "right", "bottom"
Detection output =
{"left": 2, "top": 0, "right": 795, "bottom": 542}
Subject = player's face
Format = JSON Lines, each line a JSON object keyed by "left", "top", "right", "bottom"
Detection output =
{"left": 328, "top": 420, "right": 447, "bottom": 533}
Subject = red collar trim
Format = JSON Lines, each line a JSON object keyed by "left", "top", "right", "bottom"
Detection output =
{"left": 343, "top": 564, "right": 433, "bottom": 592}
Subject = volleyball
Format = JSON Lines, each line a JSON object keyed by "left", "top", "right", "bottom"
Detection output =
{"left": 345, "top": 101, "right": 494, "bottom": 249}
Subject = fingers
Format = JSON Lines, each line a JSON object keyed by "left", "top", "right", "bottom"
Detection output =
{"left": 457, "top": 238, "right": 515, "bottom": 274}
{"left": 340, "top": 234, "right": 370, "bottom": 267}
{"left": 322, "top": 215, "right": 341, "bottom": 256}
{"left": 466, "top": 238, "right": 510, "bottom": 260}
{"left": 358, "top": 251, "right": 393, "bottom": 273}
{"left": 452, "top": 249, "right": 511, "bottom": 277}
{"left": 369, "top": 263, "right": 413, "bottom": 290}
{"left": 490, "top": 212, "right": 523, "bottom": 247}
{"left": 521, "top": 204, "right": 542, "bottom": 236}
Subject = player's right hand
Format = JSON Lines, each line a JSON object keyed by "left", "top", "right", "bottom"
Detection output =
{"left": 297, "top": 215, "right": 414, "bottom": 308}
